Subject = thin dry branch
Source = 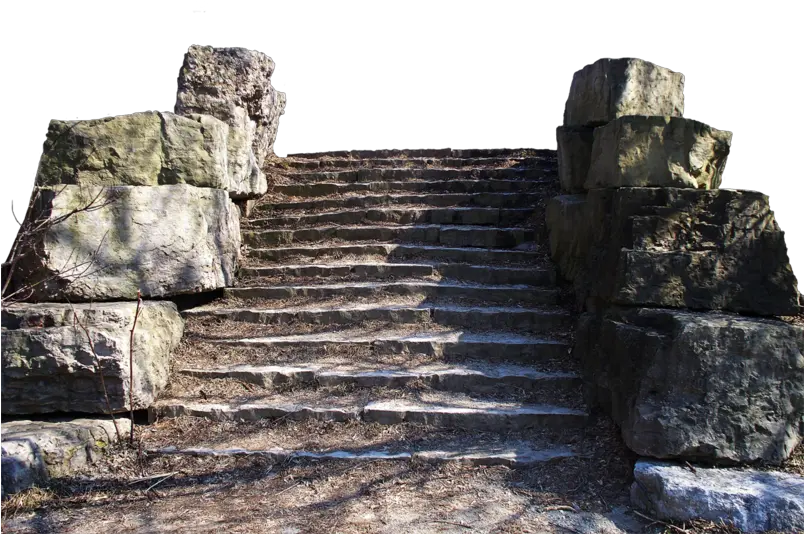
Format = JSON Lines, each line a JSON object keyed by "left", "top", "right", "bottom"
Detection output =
{"left": 129, "top": 291, "right": 143, "bottom": 443}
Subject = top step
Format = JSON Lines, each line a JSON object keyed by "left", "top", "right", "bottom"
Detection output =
{"left": 286, "top": 148, "right": 555, "bottom": 160}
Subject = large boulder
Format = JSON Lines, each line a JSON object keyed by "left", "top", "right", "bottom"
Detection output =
{"left": 1, "top": 302, "right": 183, "bottom": 414}
{"left": 583, "top": 187, "right": 799, "bottom": 316}
{"left": 545, "top": 194, "right": 590, "bottom": 285}
{"left": 175, "top": 45, "right": 287, "bottom": 198}
{"left": 631, "top": 459, "right": 804, "bottom": 533}
{"left": 556, "top": 126, "right": 595, "bottom": 193}
{"left": 577, "top": 307, "right": 804, "bottom": 464}
{"left": 36, "top": 111, "right": 229, "bottom": 190}
{"left": 1, "top": 417, "right": 130, "bottom": 496}
{"left": 9, "top": 184, "right": 240, "bottom": 301}
{"left": 586, "top": 116, "right": 732, "bottom": 190}
{"left": 563, "top": 58, "right": 684, "bottom": 127}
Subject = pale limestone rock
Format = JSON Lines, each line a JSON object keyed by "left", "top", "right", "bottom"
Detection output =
{"left": 586, "top": 116, "right": 732, "bottom": 190}
{"left": 564, "top": 58, "right": 684, "bottom": 126}
{"left": 2, "top": 302, "right": 183, "bottom": 414}
{"left": 632, "top": 459, "right": 804, "bottom": 532}
{"left": 9, "top": 184, "right": 240, "bottom": 301}
{"left": 1, "top": 418, "right": 130, "bottom": 496}
{"left": 175, "top": 45, "right": 286, "bottom": 198}
{"left": 36, "top": 111, "right": 229, "bottom": 190}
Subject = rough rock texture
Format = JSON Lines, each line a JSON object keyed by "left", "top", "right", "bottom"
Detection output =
{"left": 577, "top": 307, "right": 804, "bottom": 464}
{"left": 36, "top": 111, "right": 229, "bottom": 190}
{"left": 583, "top": 187, "right": 800, "bottom": 316}
{"left": 563, "top": 58, "right": 684, "bottom": 127}
{"left": 10, "top": 184, "right": 240, "bottom": 301}
{"left": 545, "top": 194, "right": 589, "bottom": 284}
{"left": 631, "top": 459, "right": 804, "bottom": 532}
{"left": 586, "top": 116, "right": 732, "bottom": 190}
{"left": 1, "top": 417, "right": 131, "bottom": 496}
{"left": 556, "top": 125, "right": 595, "bottom": 193}
{"left": 175, "top": 45, "right": 287, "bottom": 198}
{"left": 2, "top": 302, "right": 183, "bottom": 415}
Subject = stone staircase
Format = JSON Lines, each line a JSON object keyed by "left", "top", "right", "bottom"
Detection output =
{"left": 147, "top": 148, "right": 591, "bottom": 466}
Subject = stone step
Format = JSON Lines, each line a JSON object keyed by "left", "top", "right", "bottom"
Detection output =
{"left": 184, "top": 303, "right": 571, "bottom": 332}
{"left": 286, "top": 148, "right": 555, "bottom": 159}
{"left": 246, "top": 243, "right": 545, "bottom": 265}
{"left": 238, "top": 262, "right": 554, "bottom": 286}
{"left": 223, "top": 281, "right": 558, "bottom": 305}
{"left": 255, "top": 192, "right": 545, "bottom": 212}
{"left": 146, "top": 444, "right": 578, "bottom": 467}
{"left": 151, "top": 392, "right": 587, "bottom": 431}
{"left": 247, "top": 207, "right": 534, "bottom": 228}
{"left": 280, "top": 167, "right": 551, "bottom": 183}
{"left": 242, "top": 224, "right": 535, "bottom": 248}
{"left": 211, "top": 329, "right": 570, "bottom": 363}
{"left": 179, "top": 363, "right": 581, "bottom": 394}
{"left": 273, "top": 179, "right": 548, "bottom": 197}
{"left": 270, "top": 156, "right": 555, "bottom": 171}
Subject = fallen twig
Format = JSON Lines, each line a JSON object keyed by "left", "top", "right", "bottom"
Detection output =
{"left": 127, "top": 471, "right": 179, "bottom": 486}
{"left": 145, "top": 472, "right": 176, "bottom": 493}
{"left": 632, "top": 510, "right": 690, "bottom": 533}
{"left": 426, "top": 520, "right": 473, "bottom": 529}
{"left": 71, "top": 308, "right": 121, "bottom": 442}
{"left": 129, "top": 291, "right": 142, "bottom": 443}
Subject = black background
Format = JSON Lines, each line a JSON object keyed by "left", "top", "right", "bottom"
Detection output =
{"left": 15, "top": 40, "right": 802, "bottom": 288}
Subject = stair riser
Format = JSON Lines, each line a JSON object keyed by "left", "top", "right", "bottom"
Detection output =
{"left": 256, "top": 193, "right": 543, "bottom": 213}
{"left": 274, "top": 180, "right": 546, "bottom": 197}
{"left": 223, "top": 285, "right": 557, "bottom": 305}
{"left": 238, "top": 264, "right": 553, "bottom": 286}
{"left": 243, "top": 226, "right": 535, "bottom": 248}
{"left": 286, "top": 148, "right": 555, "bottom": 159}
{"left": 214, "top": 340, "right": 570, "bottom": 364}
{"left": 282, "top": 168, "right": 551, "bottom": 183}
{"left": 152, "top": 405, "right": 586, "bottom": 431}
{"left": 180, "top": 368, "right": 581, "bottom": 396}
{"left": 248, "top": 245, "right": 542, "bottom": 265}
{"left": 271, "top": 156, "right": 555, "bottom": 170}
{"left": 248, "top": 208, "right": 534, "bottom": 228}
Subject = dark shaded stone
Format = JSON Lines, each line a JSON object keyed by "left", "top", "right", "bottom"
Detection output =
{"left": 545, "top": 194, "right": 590, "bottom": 285}
{"left": 556, "top": 126, "right": 595, "bottom": 193}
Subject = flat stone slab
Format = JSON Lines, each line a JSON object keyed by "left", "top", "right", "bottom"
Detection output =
{"left": 9, "top": 184, "right": 240, "bottom": 301}
{"left": 1, "top": 417, "right": 130, "bottom": 496}
{"left": 285, "top": 167, "right": 549, "bottom": 183}
{"left": 146, "top": 444, "right": 578, "bottom": 468}
{"left": 2, "top": 302, "right": 183, "bottom": 415}
{"left": 563, "top": 57, "right": 684, "bottom": 127}
{"left": 586, "top": 116, "right": 732, "bottom": 190}
{"left": 631, "top": 459, "right": 804, "bottom": 533}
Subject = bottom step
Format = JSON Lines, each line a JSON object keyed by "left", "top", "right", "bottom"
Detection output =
{"left": 146, "top": 444, "right": 579, "bottom": 467}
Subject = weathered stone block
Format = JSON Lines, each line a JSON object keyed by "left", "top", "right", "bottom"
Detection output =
{"left": 1, "top": 302, "right": 183, "bottom": 415}
{"left": 584, "top": 187, "right": 799, "bottom": 316}
{"left": 586, "top": 116, "right": 732, "bottom": 190}
{"left": 556, "top": 126, "right": 594, "bottom": 193}
{"left": 1, "top": 418, "right": 130, "bottom": 496}
{"left": 577, "top": 307, "right": 804, "bottom": 464}
{"left": 36, "top": 111, "right": 229, "bottom": 190}
{"left": 175, "top": 45, "right": 287, "bottom": 198}
{"left": 545, "top": 194, "right": 589, "bottom": 284}
{"left": 631, "top": 460, "right": 804, "bottom": 532}
{"left": 10, "top": 184, "right": 240, "bottom": 301}
{"left": 563, "top": 58, "right": 684, "bottom": 127}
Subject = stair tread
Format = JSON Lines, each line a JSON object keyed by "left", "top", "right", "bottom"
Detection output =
{"left": 185, "top": 302, "right": 569, "bottom": 316}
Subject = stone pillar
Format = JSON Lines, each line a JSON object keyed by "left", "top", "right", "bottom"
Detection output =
{"left": 546, "top": 57, "right": 802, "bottom": 466}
